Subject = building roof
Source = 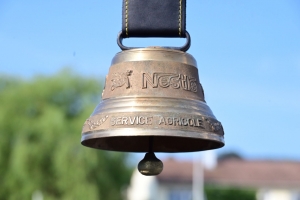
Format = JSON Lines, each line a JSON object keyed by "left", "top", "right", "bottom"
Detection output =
{"left": 157, "top": 158, "right": 300, "bottom": 189}
{"left": 157, "top": 158, "right": 193, "bottom": 184}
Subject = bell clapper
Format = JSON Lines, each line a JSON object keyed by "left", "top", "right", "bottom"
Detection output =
{"left": 138, "top": 137, "right": 163, "bottom": 176}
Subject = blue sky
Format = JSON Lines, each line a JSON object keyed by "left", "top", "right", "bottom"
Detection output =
{"left": 1, "top": 1, "right": 300, "bottom": 161}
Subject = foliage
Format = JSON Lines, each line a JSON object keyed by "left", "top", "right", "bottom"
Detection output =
{"left": 0, "top": 70, "right": 132, "bottom": 200}
{"left": 218, "top": 151, "right": 243, "bottom": 162}
{"left": 205, "top": 186, "right": 256, "bottom": 200}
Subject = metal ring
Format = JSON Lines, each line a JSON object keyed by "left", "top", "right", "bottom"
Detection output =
{"left": 117, "top": 31, "right": 191, "bottom": 52}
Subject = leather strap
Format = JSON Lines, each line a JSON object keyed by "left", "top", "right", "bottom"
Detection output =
{"left": 122, "top": 0, "right": 186, "bottom": 38}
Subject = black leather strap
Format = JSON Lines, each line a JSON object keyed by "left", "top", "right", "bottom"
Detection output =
{"left": 122, "top": 0, "right": 186, "bottom": 38}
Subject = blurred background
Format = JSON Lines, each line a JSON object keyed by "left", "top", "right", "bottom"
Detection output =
{"left": 0, "top": 0, "right": 299, "bottom": 199}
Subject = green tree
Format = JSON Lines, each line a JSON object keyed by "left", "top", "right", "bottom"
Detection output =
{"left": 0, "top": 70, "right": 132, "bottom": 200}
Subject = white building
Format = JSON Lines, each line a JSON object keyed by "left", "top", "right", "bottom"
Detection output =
{"left": 127, "top": 157, "right": 300, "bottom": 200}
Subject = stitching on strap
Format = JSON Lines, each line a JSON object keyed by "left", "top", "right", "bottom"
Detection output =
{"left": 125, "top": 0, "right": 128, "bottom": 36}
{"left": 179, "top": 0, "right": 182, "bottom": 36}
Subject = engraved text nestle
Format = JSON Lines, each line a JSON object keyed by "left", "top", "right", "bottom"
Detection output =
{"left": 142, "top": 72, "right": 197, "bottom": 92}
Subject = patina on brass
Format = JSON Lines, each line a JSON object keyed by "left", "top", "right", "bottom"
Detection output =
{"left": 138, "top": 152, "right": 163, "bottom": 176}
{"left": 81, "top": 47, "right": 224, "bottom": 155}
{"left": 81, "top": 47, "right": 224, "bottom": 175}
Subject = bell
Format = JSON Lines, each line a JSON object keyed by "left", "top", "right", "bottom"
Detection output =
{"left": 81, "top": 47, "right": 224, "bottom": 174}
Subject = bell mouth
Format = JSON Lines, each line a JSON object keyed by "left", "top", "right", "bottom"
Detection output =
{"left": 81, "top": 130, "right": 224, "bottom": 152}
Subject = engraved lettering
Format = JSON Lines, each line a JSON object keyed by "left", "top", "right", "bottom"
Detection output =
{"left": 142, "top": 72, "right": 197, "bottom": 93}
{"left": 173, "top": 117, "right": 179, "bottom": 126}
{"left": 87, "top": 115, "right": 109, "bottom": 129}
{"left": 146, "top": 117, "right": 153, "bottom": 125}
{"left": 110, "top": 116, "right": 154, "bottom": 126}
{"left": 190, "top": 78, "right": 197, "bottom": 92}
{"left": 183, "top": 118, "right": 189, "bottom": 126}
{"left": 116, "top": 117, "right": 122, "bottom": 125}
{"left": 159, "top": 76, "right": 170, "bottom": 88}
{"left": 178, "top": 118, "right": 182, "bottom": 126}
{"left": 179, "top": 118, "right": 183, "bottom": 126}
{"left": 156, "top": 116, "right": 206, "bottom": 129}
{"left": 196, "top": 118, "right": 205, "bottom": 129}
{"left": 129, "top": 116, "right": 136, "bottom": 125}
{"left": 122, "top": 117, "right": 128, "bottom": 125}
{"left": 167, "top": 117, "right": 173, "bottom": 125}
{"left": 139, "top": 116, "right": 145, "bottom": 125}
{"left": 170, "top": 76, "right": 181, "bottom": 89}
{"left": 142, "top": 73, "right": 158, "bottom": 88}
{"left": 110, "top": 115, "right": 212, "bottom": 130}
{"left": 159, "top": 117, "right": 166, "bottom": 125}
{"left": 189, "top": 118, "right": 195, "bottom": 126}
{"left": 111, "top": 117, "right": 116, "bottom": 126}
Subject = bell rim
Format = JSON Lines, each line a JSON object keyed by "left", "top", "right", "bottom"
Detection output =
{"left": 81, "top": 128, "right": 224, "bottom": 153}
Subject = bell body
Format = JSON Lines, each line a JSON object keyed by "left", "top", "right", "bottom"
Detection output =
{"left": 81, "top": 47, "right": 224, "bottom": 152}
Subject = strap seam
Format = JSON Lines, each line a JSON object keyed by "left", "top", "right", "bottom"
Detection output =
{"left": 179, "top": 0, "right": 182, "bottom": 36}
{"left": 125, "top": 0, "right": 128, "bottom": 36}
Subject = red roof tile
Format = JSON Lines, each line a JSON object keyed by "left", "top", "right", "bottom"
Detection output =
{"left": 157, "top": 158, "right": 300, "bottom": 188}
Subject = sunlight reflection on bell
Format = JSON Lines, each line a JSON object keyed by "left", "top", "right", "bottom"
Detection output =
{"left": 81, "top": 47, "right": 224, "bottom": 175}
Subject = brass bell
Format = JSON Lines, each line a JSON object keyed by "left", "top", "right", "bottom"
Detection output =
{"left": 81, "top": 47, "right": 224, "bottom": 175}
